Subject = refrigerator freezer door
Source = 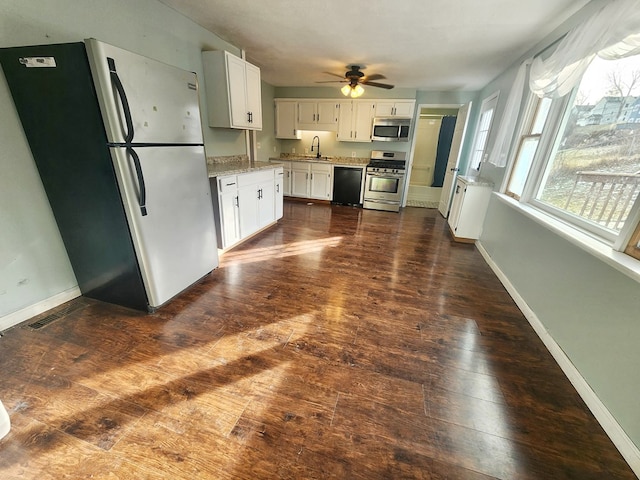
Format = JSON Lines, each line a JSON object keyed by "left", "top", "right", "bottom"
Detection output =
{"left": 85, "top": 38, "right": 204, "bottom": 145}
{"left": 110, "top": 145, "right": 218, "bottom": 308}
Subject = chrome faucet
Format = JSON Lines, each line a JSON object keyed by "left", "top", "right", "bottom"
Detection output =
{"left": 311, "top": 135, "right": 321, "bottom": 158}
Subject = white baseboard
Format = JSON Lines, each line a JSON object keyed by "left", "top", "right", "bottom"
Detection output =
{"left": 0, "top": 287, "right": 81, "bottom": 332}
{"left": 475, "top": 241, "right": 640, "bottom": 476}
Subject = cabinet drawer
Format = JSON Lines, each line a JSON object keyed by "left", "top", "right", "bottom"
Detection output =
{"left": 218, "top": 175, "right": 238, "bottom": 194}
{"left": 237, "top": 169, "right": 274, "bottom": 188}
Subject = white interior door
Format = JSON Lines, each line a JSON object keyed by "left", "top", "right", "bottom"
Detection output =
{"left": 110, "top": 145, "right": 218, "bottom": 308}
{"left": 438, "top": 102, "right": 471, "bottom": 218}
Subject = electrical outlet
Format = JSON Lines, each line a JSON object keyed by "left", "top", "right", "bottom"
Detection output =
{"left": 305, "top": 148, "right": 309, "bottom": 154}
{"left": 292, "top": 147, "right": 296, "bottom": 153}
{"left": 351, "top": 151, "right": 356, "bottom": 158}
{"left": 273, "top": 146, "right": 277, "bottom": 153}
{"left": 257, "top": 142, "right": 261, "bottom": 149}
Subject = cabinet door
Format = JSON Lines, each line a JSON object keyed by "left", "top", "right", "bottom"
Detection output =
{"left": 310, "top": 165, "right": 332, "bottom": 200}
{"left": 245, "top": 62, "right": 262, "bottom": 130}
{"left": 238, "top": 185, "right": 259, "bottom": 238}
{"left": 337, "top": 101, "right": 354, "bottom": 141}
{"left": 393, "top": 101, "right": 415, "bottom": 117}
{"left": 447, "top": 179, "right": 465, "bottom": 234}
{"left": 275, "top": 101, "right": 299, "bottom": 139}
{"left": 353, "top": 102, "right": 375, "bottom": 141}
{"left": 283, "top": 167, "right": 292, "bottom": 196}
{"left": 297, "top": 101, "right": 317, "bottom": 129}
{"left": 219, "top": 190, "right": 240, "bottom": 248}
{"left": 274, "top": 168, "right": 284, "bottom": 220}
{"left": 226, "top": 54, "right": 249, "bottom": 128}
{"left": 316, "top": 101, "right": 338, "bottom": 131}
{"left": 258, "top": 180, "right": 275, "bottom": 228}
{"left": 375, "top": 101, "right": 395, "bottom": 116}
{"left": 291, "top": 167, "right": 310, "bottom": 197}
{"left": 374, "top": 101, "right": 415, "bottom": 117}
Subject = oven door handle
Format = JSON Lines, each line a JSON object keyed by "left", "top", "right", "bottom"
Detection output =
{"left": 366, "top": 172, "right": 404, "bottom": 178}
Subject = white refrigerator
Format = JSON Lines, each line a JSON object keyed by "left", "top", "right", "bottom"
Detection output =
{"left": 0, "top": 39, "right": 218, "bottom": 311}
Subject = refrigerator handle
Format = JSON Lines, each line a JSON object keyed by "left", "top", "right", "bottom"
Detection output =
{"left": 127, "top": 147, "right": 147, "bottom": 216}
{"left": 107, "top": 57, "right": 135, "bottom": 143}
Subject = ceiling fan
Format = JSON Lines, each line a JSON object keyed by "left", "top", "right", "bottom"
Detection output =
{"left": 316, "top": 65, "right": 394, "bottom": 97}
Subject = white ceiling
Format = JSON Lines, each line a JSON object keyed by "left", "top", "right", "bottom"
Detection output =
{"left": 159, "top": 0, "right": 590, "bottom": 91}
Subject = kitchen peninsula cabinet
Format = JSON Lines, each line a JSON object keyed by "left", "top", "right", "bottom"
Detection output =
{"left": 202, "top": 50, "right": 262, "bottom": 130}
{"left": 375, "top": 100, "right": 415, "bottom": 117}
{"left": 238, "top": 170, "right": 275, "bottom": 237}
{"left": 210, "top": 164, "right": 282, "bottom": 250}
{"left": 447, "top": 176, "right": 493, "bottom": 243}
{"left": 297, "top": 100, "right": 338, "bottom": 131}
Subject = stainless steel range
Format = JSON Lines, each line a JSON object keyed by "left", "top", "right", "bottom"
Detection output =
{"left": 363, "top": 150, "right": 407, "bottom": 212}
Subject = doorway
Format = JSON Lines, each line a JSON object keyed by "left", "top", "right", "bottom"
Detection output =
{"left": 406, "top": 107, "right": 459, "bottom": 208}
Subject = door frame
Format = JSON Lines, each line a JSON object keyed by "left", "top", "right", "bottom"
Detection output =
{"left": 403, "top": 103, "right": 468, "bottom": 208}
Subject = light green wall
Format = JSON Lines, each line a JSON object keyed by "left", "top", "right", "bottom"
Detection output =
{"left": 257, "top": 82, "right": 277, "bottom": 162}
{"left": 0, "top": 0, "right": 252, "bottom": 318}
{"left": 476, "top": 0, "right": 640, "bottom": 450}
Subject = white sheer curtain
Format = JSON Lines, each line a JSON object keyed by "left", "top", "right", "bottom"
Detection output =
{"left": 486, "top": 59, "right": 532, "bottom": 167}
{"left": 530, "top": 0, "right": 640, "bottom": 98}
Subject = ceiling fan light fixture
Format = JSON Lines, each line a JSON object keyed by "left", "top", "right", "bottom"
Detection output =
{"left": 351, "top": 84, "right": 364, "bottom": 98}
{"left": 341, "top": 84, "right": 352, "bottom": 96}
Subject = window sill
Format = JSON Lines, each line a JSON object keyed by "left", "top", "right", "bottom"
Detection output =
{"left": 494, "top": 193, "right": 640, "bottom": 284}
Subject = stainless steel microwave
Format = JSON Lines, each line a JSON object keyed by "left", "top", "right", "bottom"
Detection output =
{"left": 371, "top": 117, "right": 411, "bottom": 142}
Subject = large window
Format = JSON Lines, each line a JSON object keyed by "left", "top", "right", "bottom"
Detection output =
{"left": 506, "top": 54, "right": 640, "bottom": 260}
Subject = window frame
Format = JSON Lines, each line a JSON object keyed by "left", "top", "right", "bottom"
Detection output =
{"left": 503, "top": 95, "right": 552, "bottom": 199}
{"left": 468, "top": 91, "right": 499, "bottom": 173}
{"left": 502, "top": 61, "right": 640, "bottom": 257}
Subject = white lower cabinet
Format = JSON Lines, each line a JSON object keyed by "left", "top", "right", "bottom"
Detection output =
{"left": 216, "top": 176, "right": 240, "bottom": 248}
{"left": 447, "top": 176, "right": 493, "bottom": 242}
{"left": 310, "top": 163, "right": 332, "bottom": 200}
{"left": 288, "top": 161, "right": 333, "bottom": 200}
{"left": 238, "top": 170, "right": 275, "bottom": 237}
{"left": 274, "top": 167, "right": 284, "bottom": 220}
{"left": 291, "top": 163, "right": 311, "bottom": 197}
{"left": 211, "top": 168, "right": 282, "bottom": 249}
{"left": 277, "top": 161, "right": 291, "bottom": 196}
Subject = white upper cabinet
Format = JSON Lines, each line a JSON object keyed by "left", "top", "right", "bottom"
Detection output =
{"left": 297, "top": 100, "right": 338, "bottom": 131}
{"left": 374, "top": 100, "right": 415, "bottom": 118}
{"left": 202, "top": 50, "right": 262, "bottom": 130}
{"left": 275, "top": 100, "right": 300, "bottom": 139}
{"left": 337, "top": 101, "right": 376, "bottom": 142}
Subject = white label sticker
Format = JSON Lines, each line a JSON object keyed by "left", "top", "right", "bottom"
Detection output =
{"left": 19, "top": 57, "right": 57, "bottom": 68}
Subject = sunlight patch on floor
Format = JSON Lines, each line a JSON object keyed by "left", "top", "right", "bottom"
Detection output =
{"left": 221, "top": 237, "right": 343, "bottom": 266}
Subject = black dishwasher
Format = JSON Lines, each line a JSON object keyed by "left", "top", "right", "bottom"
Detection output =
{"left": 332, "top": 166, "right": 363, "bottom": 206}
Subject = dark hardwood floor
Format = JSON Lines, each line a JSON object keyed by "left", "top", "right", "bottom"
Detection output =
{"left": 0, "top": 201, "right": 635, "bottom": 479}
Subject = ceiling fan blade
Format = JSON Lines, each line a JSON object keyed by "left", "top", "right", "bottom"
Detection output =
{"left": 362, "top": 73, "right": 385, "bottom": 82}
{"left": 362, "top": 80, "right": 394, "bottom": 89}
{"left": 315, "top": 80, "right": 347, "bottom": 84}
{"left": 323, "top": 71, "right": 346, "bottom": 79}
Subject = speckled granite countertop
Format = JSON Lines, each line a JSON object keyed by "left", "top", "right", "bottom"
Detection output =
{"left": 457, "top": 176, "right": 494, "bottom": 187}
{"left": 206, "top": 155, "right": 283, "bottom": 177}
